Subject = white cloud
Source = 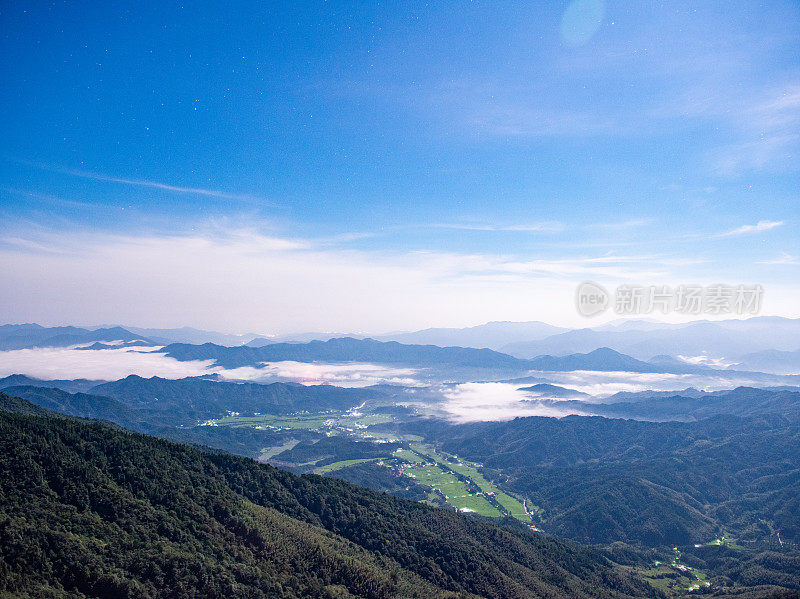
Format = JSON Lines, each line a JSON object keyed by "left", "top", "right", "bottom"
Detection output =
{"left": 429, "top": 371, "right": 776, "bottom": 423}
{"left": 0, "top": 346, "right": 216, "bottom": 381}
{"left": 540, "top": 370, "right": 794, "bottom": 397}
{"left": 720, "top": 220, "right": 784, "bottom": 236}
{"left": 0, "top": 228, "right": 702, "bottom": 333}
{"left": 539, "top": 371, "right": 694, "bottom": 397}
{"left": 676, "top": 354, "right": 736, "bottom": 369}
{"left": 0, "top": 347, "right": 421, "bottom": 388}
{"left": 438, "top": 382, "right": 589, "bottom": 423}
{"left": 223, "top": 361, "right": 420, "bottom": 387}
{"left": 585, "top": 218, "right": 654, "bottom": 231}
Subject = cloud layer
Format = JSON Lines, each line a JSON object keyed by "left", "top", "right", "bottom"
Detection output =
{"left": 0, "top": 346, "right": 420, "bottom": 388}
{"left": 3, "top": 225, "right": 797, "bottom": 334}
{"left": 0, "top": 346, "right": 215, "bottom": 381}
{"left": 0, "top": 229, "right": 689, "bottom": 334}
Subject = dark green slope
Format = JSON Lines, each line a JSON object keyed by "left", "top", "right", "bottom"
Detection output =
{"left": 408, "top": 415, "right": 800, "bottom": 548}
{"left": 4, "top": 377, "right": 379, "bottom": 429}
{"left": 0, "top": 393, "right": 657, "bottom": 599}
{"left": 91, "top": 374, "right": 379, "bottom": 416}
{"left": 0, "top": 383, "right": 321, "bottom": 460}
{"left": 2, "top": 384, "right": 145, "bottom": 428}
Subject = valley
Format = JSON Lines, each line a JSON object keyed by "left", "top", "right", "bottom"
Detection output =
{"left": 210, "top": 403, "right": 536, "bottom": 524}
{"left": 1, "top": 323, "right": 799, "bottom": 597}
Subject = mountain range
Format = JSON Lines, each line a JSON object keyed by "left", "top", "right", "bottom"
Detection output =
{"left": 0, "top": 324, "right": 153, "bottom": 350}
{"left": 162, "top": 337, "right": 534, "bottom": 371}
{"left": 543, "top": 386, "right": 800, "bottom": 422}
{"left": 160, "top": 340, "right": 765, "bottom": 377}
{"left": 502, "top": 316, "right": 800, "bottom": 362}
{"left": 6, "top": 317, "right": 799, "bottom": 367}
{"left": 0, "top": 374, "right": 378, "bottom": 426}
{"left": 403, "top": 411, "right": 800, "bottom": 549}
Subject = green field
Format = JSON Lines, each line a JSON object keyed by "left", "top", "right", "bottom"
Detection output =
{"left": 407, "top": 444, "right": 532, "bottom": 522}
{"left": 705, "top": 532, "right": 745, "bottom": 550}
{"left": 443, "top": 460, "right": 528, "bottom": 520}
{"left": 214, "top": 410, "right": 535, "bottom": 524}
{"left": 636, "top": 549, "right": 711, "bottom": 594}
{"left": 393, "top": 448, "right": 425, "bottom": 463}
{"left": 637, "top": 564, "right": 709, "bottom": 594}
{"left": 315, "top": 458, "right": 381, "bottom": 474}
{"left": 404, "top": 463, "right": 501, "bottom": 517}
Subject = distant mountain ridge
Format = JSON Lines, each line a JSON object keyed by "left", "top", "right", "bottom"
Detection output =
{"left": 525, "top": 347, "right": 709, "bottom": 374}
{"left": 161, "top": 338, "right": 724, "bottom": 375}
{"left": 502, "top": 316, "right": 800, "bottom": 360}
{"left": 245, "top": 321, "right": 566, "bottom": 349}
{"left": 162, "top": 337, "right": 535, "bottom": 370}
{"left": 374, "top": 320, "right": 568, "bottom": 350}
{"left": 120, "top": 325, "right": 263, "bottom": 346}
{"left": 5, "top": 316, "right": 800, "bottom": 364}
{"left": 518, "top": 383, "right": 589, "bottom": 398}
{"left": 566, "top": 386, "right": 800, "bottom": 422}
{"left": 252, "top": 316, "right": 800, "bottom": 360}
{"left": 735, "top": 348, "right": 800, "bottom": 375}
{"left": 0, "top": 374, "right": 104, "bottom": 393}
{"left": 0, "top": 324, "right": 153, "bottom": 350}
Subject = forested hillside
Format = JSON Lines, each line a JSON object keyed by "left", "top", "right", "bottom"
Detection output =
{"left": 408, "top": 415, "right": 800, "bottom": 548}
{"left": 91, "top": 374, "right": 377, "bottom": 416}
{"left": 0, "top": 393, "right": 657, "bottom": 599}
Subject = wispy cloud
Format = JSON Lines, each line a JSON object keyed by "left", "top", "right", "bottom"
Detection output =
{"left": 423, "top": 222, "right": 564, "bottom": 233}
{"left": 709, "top": 85, "right": 800, "bottom": 175}
{"left": 26, "top": 162, "right": 260, "bottom": 202}
{"left": 759, "top": 251, "right": 800, "bottom": 265}
{"left": 720, "top": 220, "right": 784, "bottom": 237}
{"left": 711, "top": 134, "right": 799, "bottom": 176}
{"left": 585, "top": 218, "right": 654, "bottom": 232}
{"left": 490, "top": 254, "right": 672, "bottom": 280}
{"left": 67, "top": 169, "right": 259, "bottom": 201}
{"left": 1, "top": 187, "right": 96, "bottom": 210}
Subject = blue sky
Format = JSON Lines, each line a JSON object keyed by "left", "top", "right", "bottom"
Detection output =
{"left": 1, "top": 1, "right": 799, "bottom": 333}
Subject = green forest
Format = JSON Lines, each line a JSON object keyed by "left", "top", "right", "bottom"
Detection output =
{"left": 0, "top": 393, "right": 660, "bottom": 599}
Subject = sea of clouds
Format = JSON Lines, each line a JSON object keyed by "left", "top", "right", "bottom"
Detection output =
{"left": 433, "top": 369, "right": 799, "bottom": 422}
{"left": 2, "top": 346, "right": 796, "bottom": 421}
{"left": 0, "top": 345, "right": 420, "bottom": 388}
